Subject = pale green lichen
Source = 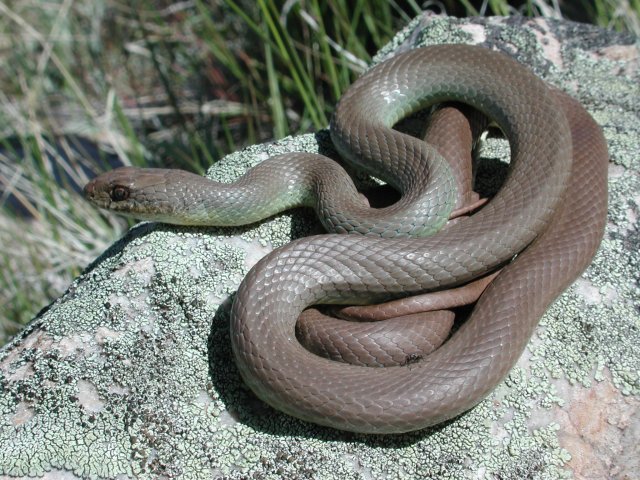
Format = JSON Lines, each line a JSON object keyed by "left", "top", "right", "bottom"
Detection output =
{"left": 1, "top": 15, "right": 638, "bottom": 480}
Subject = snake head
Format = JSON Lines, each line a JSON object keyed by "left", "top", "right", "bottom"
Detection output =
{"left": 83, "top": 166, "right": 174, "bottom": 221}
{"left": 84, "top": 167, "right": 137, "bottom": 210}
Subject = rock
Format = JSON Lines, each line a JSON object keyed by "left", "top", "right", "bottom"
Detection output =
{"left": 1, "top": 14, "right": 638, "bottom": 480}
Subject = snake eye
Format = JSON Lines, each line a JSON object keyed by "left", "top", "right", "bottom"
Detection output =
{"left": 111, "top": 186, "right": 130, "bottom": 202}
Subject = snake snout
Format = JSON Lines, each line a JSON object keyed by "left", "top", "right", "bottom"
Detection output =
{"left": 83, "top": 179, "right": 96, "bottom": 199}
{"left": 82, "top": 176, "right": 113, "bottom": 209}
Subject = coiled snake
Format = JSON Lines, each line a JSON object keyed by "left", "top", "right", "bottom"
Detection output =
{"left": 84, "top": 44, "right": 608, "bottom": 434}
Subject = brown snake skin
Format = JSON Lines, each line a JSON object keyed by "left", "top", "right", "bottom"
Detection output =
{"left": 84, "top": 45, "right": 608, "bottom": 434}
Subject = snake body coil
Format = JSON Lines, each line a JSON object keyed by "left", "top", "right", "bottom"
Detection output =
{"left": 84, "top": 45, "right": 608, "bottom": 434}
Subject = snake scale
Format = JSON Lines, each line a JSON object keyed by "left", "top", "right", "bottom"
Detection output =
{"left": 84, "top": 44, "right": 608, "bottom": 434}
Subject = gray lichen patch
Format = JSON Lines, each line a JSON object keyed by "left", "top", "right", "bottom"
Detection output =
{"left": 0, "top": 14, "right": 638, "bottom": 480}
{"left": 0, "top": 224, "right": 255, "bottom": 478}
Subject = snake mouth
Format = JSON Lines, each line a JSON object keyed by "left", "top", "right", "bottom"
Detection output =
{"left": 83, "top": 179, "right": 100, "bottom": 203}
{"left": 82, "top": 179, "right": 96, "bottom": 198}
{"left": 83, "top": 178, "right": 113, "bottom": 209}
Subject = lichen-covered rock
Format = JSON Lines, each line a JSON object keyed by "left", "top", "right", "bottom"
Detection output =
{"left": 1, "top": 14, "right": 638, "bottom": 480}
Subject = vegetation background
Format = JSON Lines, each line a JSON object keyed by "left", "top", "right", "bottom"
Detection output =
{"left": 0, "top": 0, "right": 638, "bottom": 346}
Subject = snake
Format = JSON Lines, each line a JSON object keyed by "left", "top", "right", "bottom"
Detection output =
{"left": 83, "top": 44, "right": 608, "bottom": 434}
